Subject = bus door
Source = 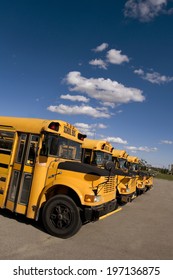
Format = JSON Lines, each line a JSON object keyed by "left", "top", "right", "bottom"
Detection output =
{"left": 0, "top": 129, "right": 16, "bottom": 207}
{"left": 5, "top": 133, "right": 39, "bottom": 214}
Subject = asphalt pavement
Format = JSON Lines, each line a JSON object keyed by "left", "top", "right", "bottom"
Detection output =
{"left": 0, "top": 178, "right": 172, "bottom": 260}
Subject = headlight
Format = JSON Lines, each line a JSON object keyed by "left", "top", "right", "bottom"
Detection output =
{"left": 125, "top": 184, "right": 130, "bottom": 192}
{"left": 84, "top": 194, "right": 101, "bottom": 203}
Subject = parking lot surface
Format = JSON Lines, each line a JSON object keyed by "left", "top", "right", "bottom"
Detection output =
{"left": 0, "top": 178, "right": 172, "bottom": 260}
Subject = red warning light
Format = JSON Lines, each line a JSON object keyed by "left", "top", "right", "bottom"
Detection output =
{"left": 48, "top": 122, "right": 59, "bottom": 131}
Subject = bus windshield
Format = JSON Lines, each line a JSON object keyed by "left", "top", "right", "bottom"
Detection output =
{"left": 117, "top": 158, "right": 128, "bottom": 170}
{"left": 129, "top": 163, "right": 139, "bottom": 171}
{"left": 43, "top": 134, "right": 82, "bottom": 160}
{"left": 92, "top": 151, "right": 112, "bottom": 165}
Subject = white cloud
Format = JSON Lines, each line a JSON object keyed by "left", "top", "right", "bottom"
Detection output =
{"left": 90, "top": 46, "right": 129, "bottom": 69}
{"left": 74, "top": 123, "right": 95, "bottom": 137}
{"left": 89, "top": 59, "right": 107, "bottom": 69}
{"left": 145, "top": 72, "right": 173, "bottom": 84}
{"left": 134, "top": 68, "right": 173, "bottom": 84}
{"left": 126, "top": 145, "right": 158, "bottom": 152}
{"left": 105, "top": 136, "right": 128, "bottom": 145}
{"left": 93, "top": 43, "right": 109, "bottom": 52}
{"left": 101, "top": 101, "right": 115, "bottom": 108}
{"left": 74, "top": 122, "right": 107, "bottom": 137}
{"left": 47, "top": 104, "right": 110, "bottom": 118}
{"left": 97, "top": 123, "right": 107, "bottom": 129}
{"left": 65, "top": 71, "right": 145, "bottom": 105}
{"left": 124, "top": 0, "right": 173, "bottom": 22}
{"left": 60, "top": 94, "right": 89, "bottom": 102}
{"left": 161, "top": 140, "right": 173, "bottom": 144}
{"left": 106, "top": 49, "right": 129, "bottom": 64}
{"left": 134, "top": 69, "right": 144, "bottom": 75}
{"left": 74, "top": 123, "right": 92, "bottom": 129}
{"left": 117, "top": 109, "right": 123, "bottom": 114}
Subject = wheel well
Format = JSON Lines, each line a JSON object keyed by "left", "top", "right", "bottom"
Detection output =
{"left": 45, "top": 185, "right": 82, "bottom": 208}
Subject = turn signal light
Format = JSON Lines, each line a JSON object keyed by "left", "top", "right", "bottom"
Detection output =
{"left": 84, "top": 194, "right": 101, "bottom": 203}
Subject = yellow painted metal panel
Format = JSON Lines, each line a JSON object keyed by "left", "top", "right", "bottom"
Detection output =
{"left": 15, "top": 204, "right": 27, "bottom": 215}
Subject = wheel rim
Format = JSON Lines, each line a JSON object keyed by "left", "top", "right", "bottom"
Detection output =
{"left": 50, "top": 203, "right": 72, "bottom": 229}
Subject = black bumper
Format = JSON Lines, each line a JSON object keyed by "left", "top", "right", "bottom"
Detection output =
{"left": 120, "top": 192, "right": 136, "bottom": 203}
{"left": 145, "top": 184, "right": 153, "bottom": 190}
{"left": 137, "top": 186, "right": 147, "bottom": 194}
{"left": 84, "top": 199, "right": 117, "bottom": 222}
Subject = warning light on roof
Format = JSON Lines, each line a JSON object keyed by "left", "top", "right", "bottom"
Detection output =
{"left": 78, "top": 133, "right": 87, "bottom": 141}
{"left": 48, "top": 122, "right": 60, "bottom": 132}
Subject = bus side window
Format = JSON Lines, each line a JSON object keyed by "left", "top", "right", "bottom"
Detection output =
{"left": 27, "top": 144, "right": 36, "bottom": 165}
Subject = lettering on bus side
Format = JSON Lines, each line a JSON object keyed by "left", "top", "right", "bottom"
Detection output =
{"left": 64, "top": 126, "right": 76, "bottom": 137}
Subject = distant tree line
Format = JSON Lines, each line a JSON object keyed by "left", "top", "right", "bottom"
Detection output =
{"left": 140, "top": 159, "right": 172, "bottom": 175}
{"left": 148, "top": 166, "right": 173, "bottom": 175}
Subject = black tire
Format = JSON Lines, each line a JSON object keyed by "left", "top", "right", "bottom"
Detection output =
{"left": 42, "top": 195, "right": 82, "bottom": 238}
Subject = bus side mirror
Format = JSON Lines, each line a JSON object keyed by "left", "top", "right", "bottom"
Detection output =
{"left": 103, "top": 161, "right": 115, "bottom": 172}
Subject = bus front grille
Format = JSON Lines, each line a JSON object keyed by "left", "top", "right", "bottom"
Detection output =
{"left": 103, "top": 176, "right": 116, "bottom": 193}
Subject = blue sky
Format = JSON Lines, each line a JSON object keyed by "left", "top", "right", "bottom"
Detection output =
{"left": 0, "top": 0, "right": 173, "bottom": 168}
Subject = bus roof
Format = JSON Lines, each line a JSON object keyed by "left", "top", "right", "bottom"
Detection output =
{"left": 127, "top": 155, "right": 139, "bottom": 163}
{"left": 0, "top": 116, "right": 84, "bottom": 141}
{"left": 112, "top": 149, "right": 128, "bottom": 159}
{"left": 82, "top": 138, "right": 113, "bottom": 154}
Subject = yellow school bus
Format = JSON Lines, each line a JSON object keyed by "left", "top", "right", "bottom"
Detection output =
{"left": 0, "top": 116, "right": 117, "bottom": 238}
{"left": 112, "top": 149, "right": 137, "bottom": 203}
{"left": 137, "top": 160, "right": 154, "bottom": 191}
{"left": 81, "top": 138, "right": 118, "bottom": 208}
{"left": 127, "top": 156, "right": 148, "bottom": 194}
{"left": 145, "top": 172, "right": 153, "bottom": 191}
{"left": 81, "top": 139, "right": 113, "bottom": 167}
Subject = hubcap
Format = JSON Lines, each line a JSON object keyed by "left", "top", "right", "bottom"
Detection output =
{"left": 50, "top": 204, "right": 72, "bottom": 229}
